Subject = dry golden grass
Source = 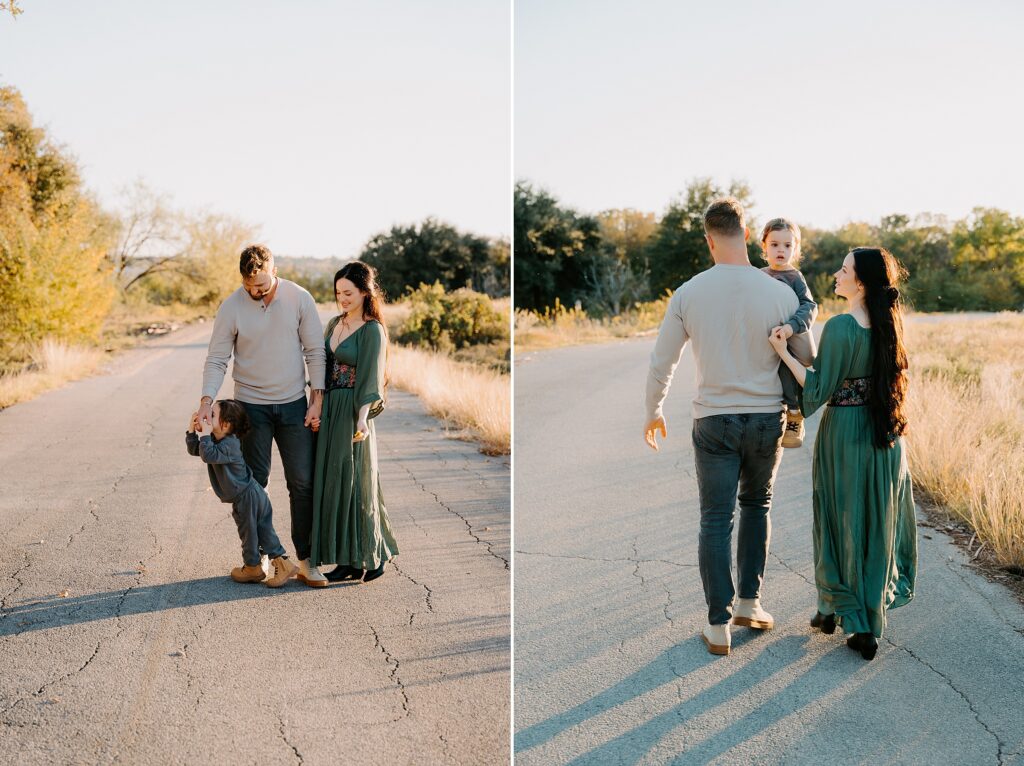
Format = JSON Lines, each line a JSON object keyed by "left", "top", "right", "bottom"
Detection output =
{"left": 0, "top": 340, "right": 104, "bottom": 409}
{"left": 904, "top": 313, "right": 1024, "bottom": 567}
{"left": 389, "top": 344, "right": 510, "bottom": 455}
{"left": 514, "top": 296, "right": 670, "bottom": 352}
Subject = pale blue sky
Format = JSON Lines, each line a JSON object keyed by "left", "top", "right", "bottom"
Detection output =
{"left": 515, "top": 0, "right": 1024, "bottom": 228}
{"left": 1, "top": 0, "right": 510, "bottom": 257}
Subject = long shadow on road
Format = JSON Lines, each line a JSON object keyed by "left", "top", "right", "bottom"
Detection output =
{"left": 517, "top": 634, "right": 866, "bottom": 765}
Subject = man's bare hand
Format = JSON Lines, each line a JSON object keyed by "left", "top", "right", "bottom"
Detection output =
{"left": 198, "top": 400, "right": 214, "bottom": 429}
{"left": 644, "top": 416, "right": 667, "bottom": 451}
{"left": 304, "top": 400, "right": 322, "bottom": 431}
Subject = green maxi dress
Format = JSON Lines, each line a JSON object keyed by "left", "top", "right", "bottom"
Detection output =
{"left": 800, "top": 313, "right": 917, "bottom": 638}
{"left": 310, "top": 317, "right": 399, "bottom": 570}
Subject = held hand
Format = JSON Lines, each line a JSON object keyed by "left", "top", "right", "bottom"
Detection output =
{"left": 768, "top": 327, "right": 789, "bottom": 355}
{"left": 353, "top": 418, "right": 369, "bottom": 443}
{"left": 304, "top": 400, "right": 322, "bottom": 432}
{"left": 771, "top": 324, "right": 794, "bottom": 340}
{"left": 644, "top": 416, "right": 667, "bottom": 451}
{"left": 188, "top": 411, "right": 200, "bottom": 434}
{"left": 198, "top": 400, "right": 214, "bottom": 430}
{"left": 198, "top": 417, "right": 213, "bottom": 437}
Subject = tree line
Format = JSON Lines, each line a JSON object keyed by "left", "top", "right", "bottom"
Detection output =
{"left": 0, "top": 84, "right": 508, "bottom": 369}
{"left": 514, "top": 179, "right": 1024, "bottom": 314}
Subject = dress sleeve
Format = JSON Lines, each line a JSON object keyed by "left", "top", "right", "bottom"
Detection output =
{"left": 800, "top": 315, "right": 857, "bottom": 417}
{"left": 355, "top": 321, "right": 386, "bottom": 411}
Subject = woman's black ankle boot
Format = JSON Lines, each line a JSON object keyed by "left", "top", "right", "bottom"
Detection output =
{"left": 846, "top": 632, "right": 878, "bottom": 661}
{"left": 363, "top": 563, "right": 386, "bottom": 582}
{"left": 326, "top": 565, "right": 362, "bottom": 582}
{"left": 810, "top": 611, "right": 837, "bottom": 634}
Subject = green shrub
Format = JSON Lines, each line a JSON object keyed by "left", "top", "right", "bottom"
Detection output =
{"left": 396, "top": 283, "right": 508, "bottom": 352}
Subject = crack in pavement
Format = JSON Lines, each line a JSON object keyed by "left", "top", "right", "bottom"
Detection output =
{"left": 515, "top": 549, "right": 698, "bottom": 569}
{"left": 390, "top": 560, "right": 435, "bottom": 614}
{"left": 0, "top": 549, "right": 31, "bottom": 621}
{"left": 1, "top": 528, "right": 164, "bottom": 719}
{"left": 387, "top": 444, "right": 509, "bottom": 571}
{"left": 943, "top": 558, "right": 1024, "bottom": 633}
{"left": 369, "top": 623, "right": 411, "bottom": 723}
{"left": 882, "top": 635, "right": 1006, "bottom": 765}
{"left": 277, "top": 711, "right": 304, "bottom": 764}
{"left": 769, "top": 550, "right": 815, "bottom": 587}
{"left": 62, "top": 406, "right": 167, "bottom": 552}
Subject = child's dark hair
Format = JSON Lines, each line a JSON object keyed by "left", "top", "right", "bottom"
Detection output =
{"left": 216, "top": 399, "right": 251, "bottom": 438}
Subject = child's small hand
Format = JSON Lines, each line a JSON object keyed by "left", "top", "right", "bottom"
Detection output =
{"left": 198, "top": 417, "right": 213, "bottom": 437}
{"left": 188, "top": 412, "right": 200, "bottom": 433}
{"left": 771, "top": 324, "right": 794, "bottom": 340}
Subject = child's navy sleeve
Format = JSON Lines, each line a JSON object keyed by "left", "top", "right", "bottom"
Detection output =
{"left": 197, "top": 435, "right": 241, "bottom": 465}
{"left": 787, "top": 272, "right": 818, "bottom": 335}
{"left": 185, "top": 431, "right": 200, "bottom": 457}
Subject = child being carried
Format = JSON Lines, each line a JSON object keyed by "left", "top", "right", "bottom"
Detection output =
{"left": 760, "top": 218, "right": 817, "bottom": 447}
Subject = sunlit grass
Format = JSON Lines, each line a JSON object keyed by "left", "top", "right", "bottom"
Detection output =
{"left": 514, "top": 295, "right": 671, "bottom": 352}
{"left": 904, "top": 313, "right": 1024, "bottom": 568}
{"left": 389, "top": 344, "right": 510, "bottom": 455}
{"left": 0, "top": 339, "right": 104, "bottom": 409}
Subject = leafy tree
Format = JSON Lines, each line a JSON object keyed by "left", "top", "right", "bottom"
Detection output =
{"left": 645, "top": 178, "right": 757, "bottom": 296}
{"left": 396, "top": 282, "right": 508, "bottom": 352}
{"left": 0, "top": 86, "right": 114, "bottom": 364}
{"left": 359, "top": 218, "right": 503, "bottom": 299}
{"left": 513, "top": 181, "right": 602, "bottom": 311}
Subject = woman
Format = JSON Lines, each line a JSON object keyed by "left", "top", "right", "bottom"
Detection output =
{"left": 769, "top": 247, "right": 917, "bottom": 661}
{"left": 308, "top": 261, "right": 399, "bottom": 584}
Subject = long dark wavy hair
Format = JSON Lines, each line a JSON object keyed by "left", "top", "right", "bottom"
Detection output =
{"left": 850, "top": 247, "right": 909, "bottom": 449}
{"left": 334, "top": 260, "right": 390, "bottom": 393}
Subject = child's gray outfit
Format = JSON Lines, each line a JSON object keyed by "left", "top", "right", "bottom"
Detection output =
{"left": 186, "top": 431, "right": 286, "bottom": 566}
{"left": 761, "top": 267, "right": 817, "bottom": 408}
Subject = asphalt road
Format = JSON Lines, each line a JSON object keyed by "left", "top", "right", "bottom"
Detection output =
{"left": 0, "top": 321, "right": 510, "bottom": 765}
{"left": 513, "top": 337, "right": 1024, "bottom": 766}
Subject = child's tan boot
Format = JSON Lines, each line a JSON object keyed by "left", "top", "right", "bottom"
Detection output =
{"left": 265, "top": 556, "right": 298, "bottom": 588}
{"left": 230, "top": 563, "right": 266, "bottom": 583}
{"left": 782, "top": 410, "right": 805, "bottom": 448}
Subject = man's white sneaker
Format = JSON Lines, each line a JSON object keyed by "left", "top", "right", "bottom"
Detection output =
{"left": 732, "top": 598, "right": 774, "bottom": 630}
{"left": 295, "top": 558, "right": 328, "bottom": 588}
{"left": 702, "top": 623, "right": 731, "bottom": 656}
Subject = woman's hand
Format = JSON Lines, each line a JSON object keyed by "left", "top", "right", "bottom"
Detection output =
{"left": 768, "top": 327, "right": 790, "bottom": 356}
{"left": 353, "top": 418, "right": 369, "bottom": 443}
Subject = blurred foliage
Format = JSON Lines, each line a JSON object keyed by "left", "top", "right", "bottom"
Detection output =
{"left": 517, "top": 178, "right": 1024, "bottom": 314}
{"left": 359, "top": 218, "right": 508, "bottom": 300}
{"left": 0, "top": 86, "right": 116, "bottom": 365}
{"left": 395, "top": 282, "right": 508, "bottom": 353}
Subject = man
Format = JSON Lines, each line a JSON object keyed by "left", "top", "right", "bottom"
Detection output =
{"left": 198, "top": 244, "right": 329, "bottom": 587}
{"left": 643, "top": 198, "right": 799, "bottom": 656}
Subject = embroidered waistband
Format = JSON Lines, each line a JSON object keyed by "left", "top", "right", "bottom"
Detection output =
{"left": 828, "top": 377, "right": 870, "bottom": 406}
{"left": 328, "top": 360, "right": 356, "bottom": 390}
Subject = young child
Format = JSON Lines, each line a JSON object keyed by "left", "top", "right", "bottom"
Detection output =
{"left": 186, "top": 399, "right": 297, "bottom": 586}
{"left": 761, "top": 218, "right": 817, "bottom": 447}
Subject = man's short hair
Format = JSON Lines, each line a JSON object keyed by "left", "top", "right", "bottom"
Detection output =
{"left": 239, "top": 244, "right": 273, "bottom": 278}
{"left": 703, "top": 198, "right": 746, "bottom": 238}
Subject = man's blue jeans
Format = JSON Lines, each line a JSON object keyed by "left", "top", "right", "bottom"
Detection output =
{"left": 692, "top": 412, "right": 786, "bottom": 625}
{"left": 238, "top": 396, "right": 314, "bottom": 561}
